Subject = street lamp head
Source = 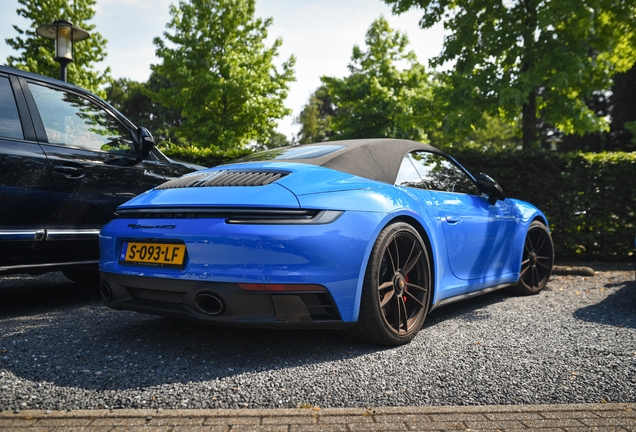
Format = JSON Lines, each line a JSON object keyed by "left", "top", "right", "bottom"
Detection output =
{"left": 36, "top": 20, "right": 90, "bottom": 82}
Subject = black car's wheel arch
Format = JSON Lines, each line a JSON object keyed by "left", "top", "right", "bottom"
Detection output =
{"left": 384, "top": 215, "right": 436, "bottom": 310}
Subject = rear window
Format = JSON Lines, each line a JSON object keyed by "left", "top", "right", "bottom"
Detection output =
{"left": 238, "top": 145, "right": 345, "bottom": 162}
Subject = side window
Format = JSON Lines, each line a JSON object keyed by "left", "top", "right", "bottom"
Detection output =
{"left": 0, "top": 77, "right": 24, "bottom": 140}
{"left": 395, "top": 156, "right": 426, "bottom": 188}
{"left": 409, "top": 151, "right": 481, "bottom": 195}
{"left": 28, "top": 83, "right": 134, "bottom": 154}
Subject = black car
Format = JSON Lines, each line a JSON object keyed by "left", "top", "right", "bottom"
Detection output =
{"left": 0, "top": 65, "right": 202, "bottom": 283}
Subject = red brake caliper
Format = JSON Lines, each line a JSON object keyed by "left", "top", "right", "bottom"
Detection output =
{"left": 404, "top": 274, "right": 409, "bottom": 303}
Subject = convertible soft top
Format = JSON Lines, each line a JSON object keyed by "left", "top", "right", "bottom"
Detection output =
{"left": 239, "top": 139, "right": 445, "bottom": 185}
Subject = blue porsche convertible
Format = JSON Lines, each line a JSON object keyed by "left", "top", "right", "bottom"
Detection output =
{"left": 99, "top": 139, "right": 553, "bottom": 346}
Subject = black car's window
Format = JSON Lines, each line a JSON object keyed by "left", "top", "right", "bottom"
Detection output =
{"left": 409, "top": 151, "right": 480, "bottom": 195}
{"left": 0, "top": 77, "right": 23, "bottom": 140}
{"left": 395, "top": 156, "right": 426, "bottom": 188}
{"left": 29, "top": 83, "right": 134, "bottom": 153}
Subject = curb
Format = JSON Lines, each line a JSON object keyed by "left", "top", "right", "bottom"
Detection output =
{"left": 1, "top": 403, "right": 635, "bottom": 431}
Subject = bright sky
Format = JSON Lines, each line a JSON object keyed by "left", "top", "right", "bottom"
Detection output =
{"left": 0, "top": 0, "right": 446, "bottom": 141}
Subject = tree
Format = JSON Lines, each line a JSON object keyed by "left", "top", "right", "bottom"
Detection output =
{"left": 5, "top": 0, "right": 111, "bottom": 96}
{"left": 385, "top": 0, "right": 636, "bottom": 149}
{"left": 320, "top": 17, "right": 437, "bottom": 142}
{"left": 295, "top": 86, "right": 335, "bottom": 144}
{"left": 256, "top": 128, "right": 290, "bottom": 149}
{"left": 105, "top": 74, "right": 183, "bottom": 144}
{"left": 149, "top": 0, "right": 295, "bottom": 149}
{"left": 609, "top": 62, "right": 636, "bottom": 151}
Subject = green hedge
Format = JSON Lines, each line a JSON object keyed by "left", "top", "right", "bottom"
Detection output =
{"left": 160, "top": 143, "right": 254, "bottom": 167}
{"left": 163, "top": 143, "right": 635, "bottom": 261}
{"left": 453, "top": 150, "right": 635, "bottom": 261}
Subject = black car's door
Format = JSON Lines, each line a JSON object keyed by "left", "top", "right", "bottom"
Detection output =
{"left": 21, "top": 78, "right": 168, "bottom": 264}
{"left": 0, "top": 73, "right": 52, "bottom": 271}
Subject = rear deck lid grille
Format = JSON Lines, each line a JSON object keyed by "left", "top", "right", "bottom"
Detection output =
{"left": 156, "top": 170, "right": 289, "bottom": 190}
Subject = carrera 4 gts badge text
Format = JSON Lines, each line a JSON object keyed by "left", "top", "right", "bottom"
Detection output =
{"left": 127, "top": 224, "right": 177, "bottom": 229}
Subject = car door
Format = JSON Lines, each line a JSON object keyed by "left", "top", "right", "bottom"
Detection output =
{"left": 404, "top": 151, "right": 517, "bottom": 280}
{"left": 21, "top": 78, "right": 168, "bottom": 263}
{"left": 0, "top": 73, "right": 52, "bottom": 271}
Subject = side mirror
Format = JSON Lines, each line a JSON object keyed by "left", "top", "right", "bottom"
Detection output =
{"left": 137, "top": 127, "right": 155, "bottom": 161}
{"left": 476, "top": 173, "right": 505, "bottom": 204}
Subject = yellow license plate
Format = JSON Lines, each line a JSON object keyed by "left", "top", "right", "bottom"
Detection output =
{"left": 120, "top": 242, "right": 186, "bottom": 266}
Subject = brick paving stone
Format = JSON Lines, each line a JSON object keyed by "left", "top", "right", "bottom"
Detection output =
{"left": 317, "top": 414, "right": 374, "bottom": 424}
{"left": 404, "top": 420, "right": 466, "bottom": 430}
{"left": 562, "top": 428, "right": 627, "bottom": 432}
{"left": 262, "top": 416, "right": 317, "bottom": 425}
{"left": 348, "top": 422, "right": 409, "bottom": 431}
{"left": 172, "top": 426, "right": 230, "bottom": 432}
{"left": 501, "top": 429, "right": 565, "bottom": 432}
{"left": 0, "top": 418, "right": 38, "bottom": 427}
{"left": 89, "top": 417, "right": 152, "bottom": 426}
{"left": 289, "top": 425, "right": 347, "bottom": 432}
{"left": 592, "top": 410, "right": 636, "bottom": 418}
{"left": 150, "top": 417, "right": 207, "bottom": 426}
{"left": 374, "top": 414, "right": 431, "bottom": 424}
{"left": 429, "top": 413, "right": 488, "bottom": 422}
{"left": 523, "top": 418, "right": 587, "bottom": 428}
{"left": 483, "top": 412, "right": 544, "bottom": 421}
{"left": 580, "top": 417, "right": 636, "bottom": 428}
{"left": 227, "top": 425, "right": 288, "bottom": 432}
{"left": 463, "top": 420, "right": 525, "bottom": 430}
{"left": 204, "top": 416, "right": 261, "bottom": 425}
{"left": 539, "top": 411, "right": 601, "bottom": 419}
{"left": 33, "top": 418, "right": 93, "bottom": 427}
{"left": 108, "top": 427, "right": 172, "bottom": 432}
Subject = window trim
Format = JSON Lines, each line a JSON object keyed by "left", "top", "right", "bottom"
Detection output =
{"left": 22, "top": 79, "right": 137, "bottom": 154}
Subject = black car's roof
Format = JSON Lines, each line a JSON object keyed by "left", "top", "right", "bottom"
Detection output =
{"left": 243, "top": 138, "right": 447, "bottom": 184}
{"left": 0, "top": 65, "right": 86, "bottom": 93}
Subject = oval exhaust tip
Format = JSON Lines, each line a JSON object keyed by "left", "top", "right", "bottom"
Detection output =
{"left": 100, "top": 281, "right": 113, "bottom": 301}
{"left": 194, "top": 293, "right": 225, "bottom": 316}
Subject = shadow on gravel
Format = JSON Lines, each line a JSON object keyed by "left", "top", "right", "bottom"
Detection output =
{"left": 0, "top": 274, "right": 521, "bottom": 393}
{"left": 573, "top": 278, "right": 636, "bottom": 329}
{"left": 0, "top": 273, "right": 101, "bottom": 317}
{"left": 426, "top": 287, "right": 515, "bottom": 326}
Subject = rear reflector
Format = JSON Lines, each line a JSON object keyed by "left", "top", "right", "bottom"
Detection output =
{"left": 238, "top": 283, "right": 326, "bottom": 292}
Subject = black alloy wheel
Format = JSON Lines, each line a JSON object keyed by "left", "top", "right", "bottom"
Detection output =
{"left": 341, "top": 222, "right": 431, "bottom": 346}
{"left": 514, "top": 220, "right": 554, "bottom": 295}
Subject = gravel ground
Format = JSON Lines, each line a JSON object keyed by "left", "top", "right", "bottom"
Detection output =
{"left": 0, "top": 262, "right": 634, "bottom": 411}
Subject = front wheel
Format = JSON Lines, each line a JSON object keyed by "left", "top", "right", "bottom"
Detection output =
{"left": 513, "top": 221, "right": 554, "bottom": 295}
{"left": 340, "top": 222, "right": 431, "bottom": 346}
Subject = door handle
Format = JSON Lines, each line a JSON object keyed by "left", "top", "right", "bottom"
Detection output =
{"left": 445, "top": 216, "right": 461, "bottom": 224}
{"left": 53, "top": 165, "right": 86, "bottom": 179}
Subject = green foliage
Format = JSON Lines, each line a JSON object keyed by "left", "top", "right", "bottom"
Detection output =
{"left": 256, "top": 129, "right": 290, "bottom": 149}
{"left": 105, "top": 74, "right": 183, "bottom": 144}
{"left": 295, "top": 86, "right": 335, "bottom": 144}
{"left": 454, "top": 149, "right": 636, "bottom": 261}
{"left": 158, "top": 142, "right": 253, "bottom": 167}
{"left": 149, "top": 0, "right": 295, "bottom": 149}
{"left": 5, "top": 0, "right": 111, "bottom": 96}
{"left": 319, "top": 17, "right": 438, "bottom": 142}
{"left": 385, "top": 0, "right": 636, "bottom": 148}
{"left": 432, "top": 113, "right": 521, "bottom": 152}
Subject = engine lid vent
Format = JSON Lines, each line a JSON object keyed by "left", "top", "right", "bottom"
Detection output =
{"left": 156, "top": 170, "right": 289, "bottom": 189}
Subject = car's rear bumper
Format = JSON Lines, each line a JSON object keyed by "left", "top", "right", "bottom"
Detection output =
{"left": 100, "top": 272, "right": 354, "bottom": 329}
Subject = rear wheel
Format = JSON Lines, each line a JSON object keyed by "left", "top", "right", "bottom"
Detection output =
{"left": 341, "top": 222, "right": 431, "bottom": 346}
{"left": 513, "top": 221, "right": 554, "bottom": 295}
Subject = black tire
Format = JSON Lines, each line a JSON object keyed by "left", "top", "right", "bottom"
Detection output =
{"left": 513, "top": 221, "right": 554, "bottom": 295}
{"left": 340, "top": 222, "right": 431, "bottom": 346}
{"left": 62, "top": 269, "right": 101, "bottom": 287}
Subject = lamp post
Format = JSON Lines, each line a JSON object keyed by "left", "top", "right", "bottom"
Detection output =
{"left": 36, "top": 20, "right": 90, "bottom": 82}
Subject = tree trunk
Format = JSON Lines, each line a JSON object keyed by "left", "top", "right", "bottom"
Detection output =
{"left": 520, "top": 0, "right": 538, "bottom": 149}
{"left": 522, "top": 89, "right": 537, "bottom": 149}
